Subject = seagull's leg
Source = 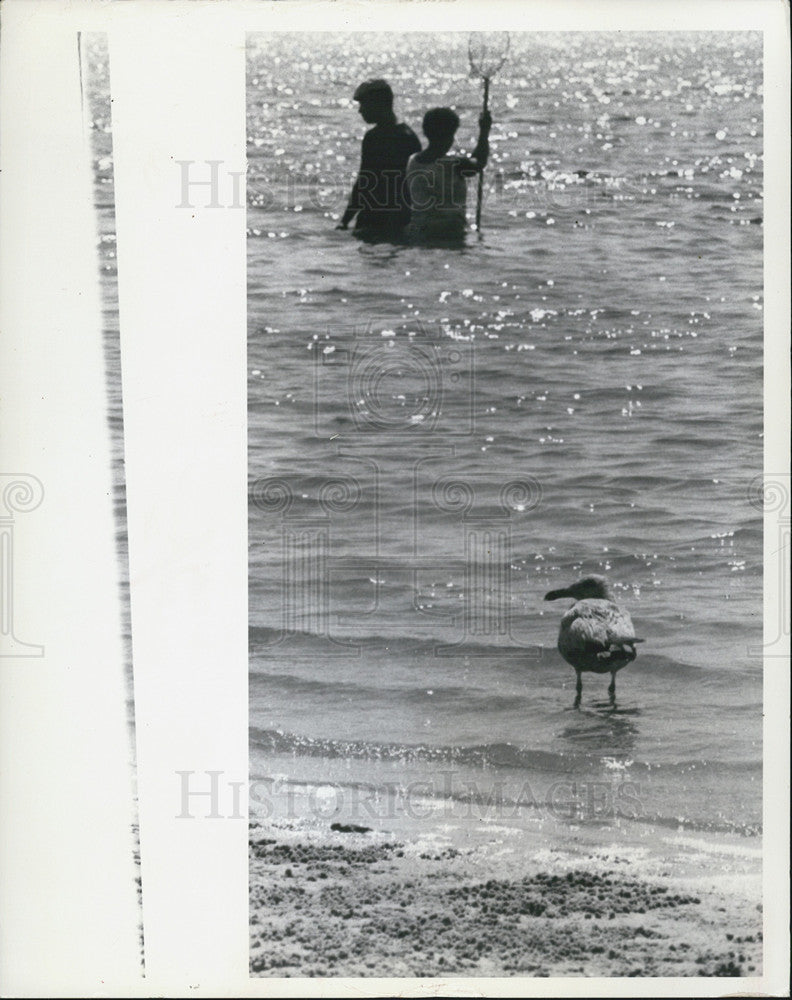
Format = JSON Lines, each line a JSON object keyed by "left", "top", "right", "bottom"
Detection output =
{"left": 574, "top": 670, "right": 582, "bottom": 709}
{"left": 608, "top": 672, "right": 616, "bottom": 706}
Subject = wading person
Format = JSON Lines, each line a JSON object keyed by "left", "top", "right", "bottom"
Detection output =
{"left": 405, "top": 106, "right": 492, "bottom": 244}
{"left": 336, "top": 79, "right": 421, "bottom": 241}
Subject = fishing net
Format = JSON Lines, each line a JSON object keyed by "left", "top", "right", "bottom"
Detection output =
{"left": 468, "top": 32, "right": 510, "bottom": 79}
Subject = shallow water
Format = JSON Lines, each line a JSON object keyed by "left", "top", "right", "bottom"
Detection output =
{"left": 246, "top": 32, "right": 763, "bottom": 840}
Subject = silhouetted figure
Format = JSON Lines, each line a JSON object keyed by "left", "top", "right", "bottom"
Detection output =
{"left": 405, "top": 107, "right": 492, "bottom": 245}
{"left": 337, "top": 79, "right": 421, "bottom": 241}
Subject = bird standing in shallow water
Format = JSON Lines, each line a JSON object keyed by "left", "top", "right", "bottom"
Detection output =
{"left": 544, "top": 575, "right": 643, "bottom": 708}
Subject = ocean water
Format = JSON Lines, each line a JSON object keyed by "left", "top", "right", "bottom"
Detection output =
{"left": 247, "top": 32, "right": 764, "bottom": 841}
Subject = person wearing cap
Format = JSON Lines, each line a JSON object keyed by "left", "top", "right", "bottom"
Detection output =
{"left": 336, "top": 79, "right": 421, "bottom": 239}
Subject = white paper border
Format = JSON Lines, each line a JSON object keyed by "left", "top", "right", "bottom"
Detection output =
{"left": 0, "top": 1, "right": 788, "bottom": 997}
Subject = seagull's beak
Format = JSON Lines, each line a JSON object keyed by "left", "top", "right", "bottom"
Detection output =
{"left": 544, "top": 587, "right": 572, "bottom": 601}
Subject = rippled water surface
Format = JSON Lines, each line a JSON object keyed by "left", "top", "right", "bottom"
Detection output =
{"left": 246, "top": 32, "right": 764, "bottom": 837}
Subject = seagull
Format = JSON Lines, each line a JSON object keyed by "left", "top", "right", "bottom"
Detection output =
{"left": 544, "top": 575, "right": 643, "bottom": 707}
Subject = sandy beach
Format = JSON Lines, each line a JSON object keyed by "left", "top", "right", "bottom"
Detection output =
{"left": 249, "top": 788, "right": 762, "bottom": 979}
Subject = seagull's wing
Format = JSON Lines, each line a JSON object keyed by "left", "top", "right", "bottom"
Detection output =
{"left": 558, "top": 600, "right": 640, "bottom": 669}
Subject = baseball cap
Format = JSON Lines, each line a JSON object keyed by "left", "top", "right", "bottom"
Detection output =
{"left": 353, "top": 79, "right": 393, "bottom": 102}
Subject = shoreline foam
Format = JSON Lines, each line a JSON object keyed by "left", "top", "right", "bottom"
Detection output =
{"left": 249, "top": 782, "right": 762, "bottom": 979}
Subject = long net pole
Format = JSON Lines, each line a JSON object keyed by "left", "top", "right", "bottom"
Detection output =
{"left": 469, "top": 32, "right": 508, "bottom": 235}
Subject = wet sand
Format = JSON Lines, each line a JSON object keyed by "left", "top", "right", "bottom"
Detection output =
{"left": 249, "top": 806, "right": 762, "bottom": 979}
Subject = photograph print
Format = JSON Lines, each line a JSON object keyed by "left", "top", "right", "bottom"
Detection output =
{"left": 246, "top": 30, "right": 767, "bottom": 979}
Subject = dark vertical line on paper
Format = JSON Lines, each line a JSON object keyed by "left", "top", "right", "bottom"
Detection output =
{"left": 77, "top": 31, "right": 85, "bottom": 130}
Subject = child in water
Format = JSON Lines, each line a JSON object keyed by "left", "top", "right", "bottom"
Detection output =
{"left": 405, "top": 107, "right": 492, "bottom": 243}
